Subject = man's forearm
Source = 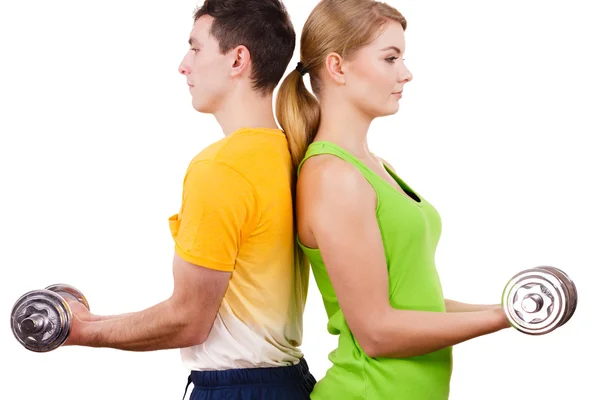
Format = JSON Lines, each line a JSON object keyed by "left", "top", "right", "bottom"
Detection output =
{"left": 445, "top": 299, "right": 501, "bottom": 313}
{"left": 76, "top": 300, "right": 205, "bottom": 351}
{"left": 88, "top": 313, "right": 135, "bottom": 322}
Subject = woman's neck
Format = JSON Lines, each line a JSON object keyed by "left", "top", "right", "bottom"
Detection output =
{"left": 314, "top": 96, "right": 374, "bottom": 158}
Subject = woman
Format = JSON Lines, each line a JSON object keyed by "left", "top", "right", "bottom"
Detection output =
{"left": 276, "top": 0, "right": 511, "bottom": 398}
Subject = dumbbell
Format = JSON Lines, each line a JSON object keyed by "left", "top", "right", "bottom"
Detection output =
{"left": 10, "top": 284, "right": 90, "bottom": 352}
{"left": 501, "top": 266, "right": 577, "bottom": 335}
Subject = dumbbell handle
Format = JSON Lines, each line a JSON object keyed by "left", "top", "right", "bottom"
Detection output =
{"left": 521, "top": 294, "right": 543, "bottom": 313}
{"left": 20, "top": 314, "right": 48, "bottom": 334}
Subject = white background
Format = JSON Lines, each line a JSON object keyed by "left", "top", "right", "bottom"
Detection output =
{"left": 1, "top": 0, "right": 598, "bottom": 398}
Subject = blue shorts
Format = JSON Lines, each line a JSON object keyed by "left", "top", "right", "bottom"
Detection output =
{"left": 182, "top": 358, "right": 316, "bottom": 400}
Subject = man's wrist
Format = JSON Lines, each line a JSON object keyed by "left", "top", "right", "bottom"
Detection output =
{"left": 493, "top": 307, "right": 511, "bottom": 330}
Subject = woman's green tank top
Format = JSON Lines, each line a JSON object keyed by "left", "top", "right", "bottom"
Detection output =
{"left": 298, "top": 141, "right": 452, "bottom": 399}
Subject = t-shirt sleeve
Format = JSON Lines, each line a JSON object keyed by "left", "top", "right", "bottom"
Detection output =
{"left": 171, "top": 160, "right": 258, "bottom": 272}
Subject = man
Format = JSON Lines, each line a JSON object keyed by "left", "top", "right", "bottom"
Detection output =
{"left": 64, "top": 1, "right": 316, "bottom": 399}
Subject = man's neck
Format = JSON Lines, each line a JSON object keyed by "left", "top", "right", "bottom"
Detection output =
{"left": 214, "top": 89, "right": 279, "bottom": 136}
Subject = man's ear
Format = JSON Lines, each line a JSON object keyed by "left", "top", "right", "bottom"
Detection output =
{"left": 230, "top": 45, "right": 251, "bottom": 78}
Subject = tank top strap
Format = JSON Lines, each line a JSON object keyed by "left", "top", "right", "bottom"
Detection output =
{"left": 298, "top": 141, "right": 382, "bottom": 189}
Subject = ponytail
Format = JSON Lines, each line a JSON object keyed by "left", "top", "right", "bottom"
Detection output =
{"left": 276, "top": 68, "right": 320, "bottom": 174}
{"left": 276, "top": 67, "right": 321, "bottom": 293}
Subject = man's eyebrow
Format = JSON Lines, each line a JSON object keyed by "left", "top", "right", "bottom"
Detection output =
{"left": 188, "top": 37, "right": 200, "bottom": 46}
{"left": 380, "top": 46, "right": 402, "bottom": 54}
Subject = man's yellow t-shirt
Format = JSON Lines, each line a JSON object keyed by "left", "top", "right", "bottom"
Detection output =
{"left": 169, "top": 127, "right": 308, "bottom": 370}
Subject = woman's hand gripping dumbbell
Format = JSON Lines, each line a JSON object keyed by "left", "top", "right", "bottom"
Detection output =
{"left": 10, "top": 284, "right": 91, "bottom": 352}
{"left": 501, "top": 266, "right": 577, "bottom": 335}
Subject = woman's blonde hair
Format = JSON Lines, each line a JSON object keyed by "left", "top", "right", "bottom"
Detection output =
{"left": 276, "top": 0, "right": 407, "bottom": 172}
{"left": 276, "top": 0, "right": 407, "bottom": 285}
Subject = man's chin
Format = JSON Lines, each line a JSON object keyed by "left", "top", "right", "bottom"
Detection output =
{"left": 192, "top": 99, "right": 213, "bottom": 114}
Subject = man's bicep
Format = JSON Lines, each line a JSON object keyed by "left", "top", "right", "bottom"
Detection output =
{"left": 171, "top": 252, "right": 231, "bottom": 333}
{"left": 173, "top": 160, "right": 257, "bottom": 272}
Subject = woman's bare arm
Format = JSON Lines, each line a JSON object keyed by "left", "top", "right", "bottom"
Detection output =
{"left": 297, "top": 156, "right": 510, "bottom": 359}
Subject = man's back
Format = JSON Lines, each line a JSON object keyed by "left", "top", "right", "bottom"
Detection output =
{"left": 169, "top": 127, "right": 309, "bottom": 370}
{"left": 41, "top": 1, "right": 316, "bottom": 398}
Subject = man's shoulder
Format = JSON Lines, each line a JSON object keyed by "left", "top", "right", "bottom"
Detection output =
{"left": 197, "top": 128, "right": 289, "bottom": 170}
{"left": 222, "top": 127, "right": 288, "bottom": 157}
{"left": 184, "top": 127, "right": 289, "bottom": 181}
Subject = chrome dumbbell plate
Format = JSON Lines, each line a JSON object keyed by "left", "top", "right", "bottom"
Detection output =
{"left": 10, "top": 284, "right": 89, "bottom": 352}
{"left": 502, "top": 266, "right": 576, "bottom": 335}
{"left": 45, "top": 284, "right": 90, "bottom": 311}
{"left": 536, "top": 266, "right": 577, "bottom": 327}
